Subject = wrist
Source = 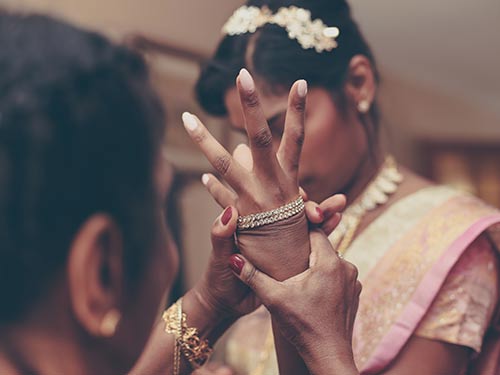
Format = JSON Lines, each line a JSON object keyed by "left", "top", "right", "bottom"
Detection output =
{"left": 302, "top": 340, "right": 358, "bottom": 375}
{"left": 183, "top": 286, "right": 236, "bottom": 343}
{"left": 236, "top": 211, "right": 310, "bottom": 281}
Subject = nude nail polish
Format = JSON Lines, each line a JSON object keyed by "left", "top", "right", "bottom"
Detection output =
{"left": 201, "top": 174, "right": 210, "bottom": 186}
{"left": 239, "top": 68, "right": 255, "bottom": 93}
{"left": 182, "top": 112, "right": 198, "bottom": 131}
{"left": 297, "top": 80, "right": 308, "bottom": 98}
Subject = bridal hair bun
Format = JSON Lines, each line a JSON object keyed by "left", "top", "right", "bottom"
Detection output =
{"left": 196, "top": 0, "right": 379, "bottom": 128}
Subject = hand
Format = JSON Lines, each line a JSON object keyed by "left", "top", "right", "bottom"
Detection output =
{"left": 191, "top": 199, "right": 346, "bottom": 322}
{"left": 201, "top": 142, "right": 346, "bottom": 237}
{"left": 228, "top": 230, "right": 361, "bottom": 375}
{"left": 191, "top": 206, "right": 260, "bottom": 321}
{"left": 183, "top": 69, "right": 310, "bottom": 280}
{"left": 183, "top": 68, "right": 305, "bottom": 216}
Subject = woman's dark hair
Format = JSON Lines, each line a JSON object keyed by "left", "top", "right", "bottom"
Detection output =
{"left": 196, "top": 0, "right": 380, "bottom": 140}
{"left": 0, "top": 12, "right": 165, "bottom": 323}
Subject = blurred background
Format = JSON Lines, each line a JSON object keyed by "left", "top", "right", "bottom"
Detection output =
{"left": 2, "top": 0, "right": 499, "bottom": 290}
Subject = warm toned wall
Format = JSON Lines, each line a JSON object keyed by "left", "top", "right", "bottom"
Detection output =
{"left": 2, "top": 0, "right": 499, "bottom": 287}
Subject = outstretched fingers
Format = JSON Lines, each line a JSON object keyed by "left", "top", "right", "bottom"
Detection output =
{"left": 277, "top": 80, "right": 307, "bottom": 180}
{"left": 236, "top": 69, "right": 280, "bottom": 178}
{"left": 201, "top": 173, "right": 237, "bottom": 208}
{"left": 182, "top": 112, "right": 248, "bottom": 192}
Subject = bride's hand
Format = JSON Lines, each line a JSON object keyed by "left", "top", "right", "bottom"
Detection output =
{"left": 183, "top": 68, "right": 310, "bottom": 280}
{"left": 182, "top": 68, "right": 304, "bottom": 216}
{"left": 202, "top": 151, "right": 346, "bottom": 237}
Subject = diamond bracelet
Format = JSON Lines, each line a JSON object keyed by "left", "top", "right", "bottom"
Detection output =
{"left": 237, "top": 196, "right": 305, "bottom": 230}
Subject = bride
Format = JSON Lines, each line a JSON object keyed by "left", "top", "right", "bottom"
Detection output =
{"left": 195, "top": 0, "right": 500, "bottom": 374}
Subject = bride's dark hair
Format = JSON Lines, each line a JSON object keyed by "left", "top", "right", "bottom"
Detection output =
{"left": 196, "top": 0, "right": 380, "bottom": 141}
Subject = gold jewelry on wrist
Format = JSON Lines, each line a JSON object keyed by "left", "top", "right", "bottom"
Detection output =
{"left": 237, "top": 196, "right": 305, "bottom": 230}
{"left": 162, "top": 298, "right": 213, "bottom": 372}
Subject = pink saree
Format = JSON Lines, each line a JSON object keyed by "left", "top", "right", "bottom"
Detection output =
{"left": 351, "top": 186, "right": 500, "bottom": 374}
{"left": 224, "top": 186, "right": 500, "bottom": 375}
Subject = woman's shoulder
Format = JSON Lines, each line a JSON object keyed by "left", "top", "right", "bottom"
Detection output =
{"left": 390, "top": 167, "right": 499, "bottom": 219}
{"left": 415, "top": 233, "right": 499, "bottom": 352}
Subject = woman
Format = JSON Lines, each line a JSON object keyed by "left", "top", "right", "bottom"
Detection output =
{"left": 0, "top": 12, "right": 360, "bottom": 375}
{"left": 195, "top": 0, "right": 500, "bottom": 374}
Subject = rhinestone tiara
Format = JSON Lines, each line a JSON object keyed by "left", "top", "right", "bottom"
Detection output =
{"left": 222, "top": 5, "right": 340, "bottom": 53}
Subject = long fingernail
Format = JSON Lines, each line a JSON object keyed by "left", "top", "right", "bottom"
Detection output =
{"left": 297, "top": 80, "right": 308, "bottom": 98}
{"left": 182, "top": 112, "right": 198, "bottom": 131}
{"left": 201, "top": 173, "right": 210, "bottom": 186}
{"left": 239, "top": 68, "right": 255, "bottom": 93}
{"left": 221, "top": 206, "right": 233, "bottom": 225}
{"left": 229, "top": 255, "right": 245, "bottom": 275}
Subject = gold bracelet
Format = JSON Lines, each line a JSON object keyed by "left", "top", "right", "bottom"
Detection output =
{"left": 162, "top": 298, "right": 213, "bottom": 371}
{"left": 237, "top": 196, "right": 305, "bottom": 230}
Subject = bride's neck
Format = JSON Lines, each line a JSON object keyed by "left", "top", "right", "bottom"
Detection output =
{"left": 343, "top": 148, "right": 385, "bottom": 206}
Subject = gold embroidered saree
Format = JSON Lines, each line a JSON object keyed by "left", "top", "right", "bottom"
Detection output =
{"left": 224, "top": 186, "right": 500, "bottom": 374}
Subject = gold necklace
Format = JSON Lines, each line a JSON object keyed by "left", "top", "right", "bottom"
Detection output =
{"left": 329, "top": 155, "right": 403, "bottom": 255}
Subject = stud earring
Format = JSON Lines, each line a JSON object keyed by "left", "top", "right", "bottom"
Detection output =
{"left": 100, "top": 309, "right": 121, "bottom": 337}
{"left": 357, "top": 100, "right": 371, "bottom": 114}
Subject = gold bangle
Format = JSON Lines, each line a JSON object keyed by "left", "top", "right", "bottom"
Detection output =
{"left": 162, "top": 298, "right": 213, "bottom": 371}
{"left": 237, "top": 196, "right": 305, "bottom": 230}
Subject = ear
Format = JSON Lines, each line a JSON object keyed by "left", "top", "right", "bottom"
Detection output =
{"left": 67, "top": 214, "right": 124, "bottom": 337}
{"left": 343, "top": 55, "right": 377, "bottom": 113}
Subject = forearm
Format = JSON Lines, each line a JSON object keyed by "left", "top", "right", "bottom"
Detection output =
{"left": 300, "top": 340, "right": 359, "bottom": 375}
{"left": 237, "top": 213, "right": 311, "bottom": 374}
{"left": 130, "top": 289, "right": 235, "bottom": 375}
{"left": 307, "top": 358, "right": 358, "bottom": 375}
{"left": 272, "top": 319, "right": 311, "bottom": 375}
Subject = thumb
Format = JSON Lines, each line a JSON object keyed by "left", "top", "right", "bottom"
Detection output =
{"left": 228, "top": 254, "right": 278, "bottom": 304}
{"left": 211, "top": 206, "right": 238, "bottom": 256}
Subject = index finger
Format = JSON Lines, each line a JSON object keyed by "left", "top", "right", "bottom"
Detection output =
{"left": 182, "top": 112, "right": 248, "bottom": 191}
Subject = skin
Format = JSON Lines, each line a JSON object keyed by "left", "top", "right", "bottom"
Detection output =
{"left": 183, "top": 70, "right": 319, "bottom": 375}
{"left": 216, "top": 56, "right": 471, "bottom": 374}
{"left": 0, "top": 70, "right": 361, "bottom": 375}
{"left": 0, "top": 152, "right": 176, "bottom": 375}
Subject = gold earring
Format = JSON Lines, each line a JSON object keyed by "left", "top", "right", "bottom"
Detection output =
{"left": 100, "top": 309, "right": 121, "bottom": 337}
{"left": 357, "top": 100, "right": 371, "bottom": 114}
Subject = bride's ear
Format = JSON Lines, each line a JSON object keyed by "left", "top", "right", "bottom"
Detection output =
{"left": 343, "top": 55, "right": 376, "bottom": 113}
{"left": 66, "top": 214, "right": 124, "bottom": 337}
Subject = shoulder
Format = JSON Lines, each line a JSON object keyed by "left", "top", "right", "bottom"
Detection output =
{"left": 415, "top": 234, "right": 499, "bottom": 352}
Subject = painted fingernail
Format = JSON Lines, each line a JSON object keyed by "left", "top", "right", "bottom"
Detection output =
{"left": 229, "top": 255, "right": 245, "bottom": 275}
{"left": 221, "top": 206, "right": 233, "bottom": 225}
{"left": 297, "top": 80, "right": 308, "bottom": 98}
{"left": 239, "top": 68, "right": 255, "bottom": 93}
{"left": 316, "top": 207, "right": 324, "bottom": 220}
{"left": 182, "top": 112, "right": 198, "bottom": 131}
{"left": 201, "top": 173, "right": 210, "bottom": 186}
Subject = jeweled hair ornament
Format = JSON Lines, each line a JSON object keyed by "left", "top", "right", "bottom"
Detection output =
{"left": 222, "top": 5, "right": 340, "bottom": 53}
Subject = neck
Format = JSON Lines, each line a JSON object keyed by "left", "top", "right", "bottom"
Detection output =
{"left": 342, "top": 149, "right": 385, "bottom": 206}
{"left": 0, "top": 315, "right": 112, "bottom": 375}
